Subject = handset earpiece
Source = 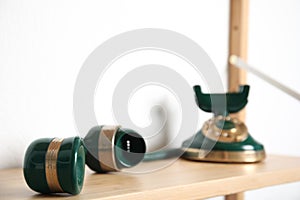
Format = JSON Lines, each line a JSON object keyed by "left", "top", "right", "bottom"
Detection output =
{"left": 84, "top": 125, "right": 146, "bottom": 173}
{"left": 23, "top": 136, "right": 85, "bottom": 195}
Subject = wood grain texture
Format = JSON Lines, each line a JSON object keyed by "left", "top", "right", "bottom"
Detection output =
{"left": 228, "top": 0, "right": 249, "bottom": 122}
{"left": 227, "top": 1, "right": 249, "bottom": 198}
{"left": 1, "top": 155, "right": 300, "bottom": 200}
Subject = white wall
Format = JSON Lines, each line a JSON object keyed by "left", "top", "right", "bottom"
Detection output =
{"left": 245, "top": 1, "right": 300, "bottom": 199}
{"left": 0, "top": 0, "right": 299, "bottom": 199}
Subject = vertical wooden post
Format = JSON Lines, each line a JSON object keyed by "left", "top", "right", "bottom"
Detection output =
{"left": 225, "top": 193, "right": 244, "bottom": 200}
{"left": 228, "top": 0, "right": 249, "bottom": 122}
{"left": 226, "top": 0, "right": 249, "bottom": 200}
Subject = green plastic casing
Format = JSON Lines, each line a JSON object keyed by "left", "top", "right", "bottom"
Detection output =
{"left": 84, "top": 126, "right": 146, "bottom": 173}
{"left": 182, "top": 129, "right": 265, "bottom": 152}
{"left": 193, "top": 85, "right": 249, "bottom": 116}
{"left": 23, "top": 136, "right": 85, "bottom": 195}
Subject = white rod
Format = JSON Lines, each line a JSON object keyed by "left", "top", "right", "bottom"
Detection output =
{"left": 229, "top": 55, "right": 300, "bottom": 101}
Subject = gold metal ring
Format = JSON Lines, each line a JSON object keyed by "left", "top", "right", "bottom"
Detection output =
{"left": 45, "top": 138, "right": 64, "bottom": 192}
{"left": 182, "top": 147, "right": 266, "bottom": 163}
{"left": 98, "top": 126, "right": 120, "bottom": 172}
{"left": 201, "top": 116, "right": 248, "bottom": 143}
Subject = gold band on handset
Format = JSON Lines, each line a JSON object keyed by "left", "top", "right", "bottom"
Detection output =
{"left": 45, "top": 138, "right": 64, "bottom": 192}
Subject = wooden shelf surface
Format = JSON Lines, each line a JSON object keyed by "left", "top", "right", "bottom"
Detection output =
{"left": 1, "top": 155, "right": 300, "bottom": 200}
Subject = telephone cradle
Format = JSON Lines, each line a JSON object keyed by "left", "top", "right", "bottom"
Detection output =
{"left": 182, "top": 85, "right": 266, "bottom": 163}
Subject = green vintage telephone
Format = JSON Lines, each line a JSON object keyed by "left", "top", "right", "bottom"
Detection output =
{"left": 181, "top": 85, "right": 266, "bottom": 163}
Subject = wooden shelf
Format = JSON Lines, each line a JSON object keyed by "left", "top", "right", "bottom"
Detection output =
{"left": 1, "top": 155, "right": 300, "bottom": 200}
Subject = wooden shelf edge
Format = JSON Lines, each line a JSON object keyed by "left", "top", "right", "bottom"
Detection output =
{"left": 1, "top": 155, "right": 300, "bottom": 200}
